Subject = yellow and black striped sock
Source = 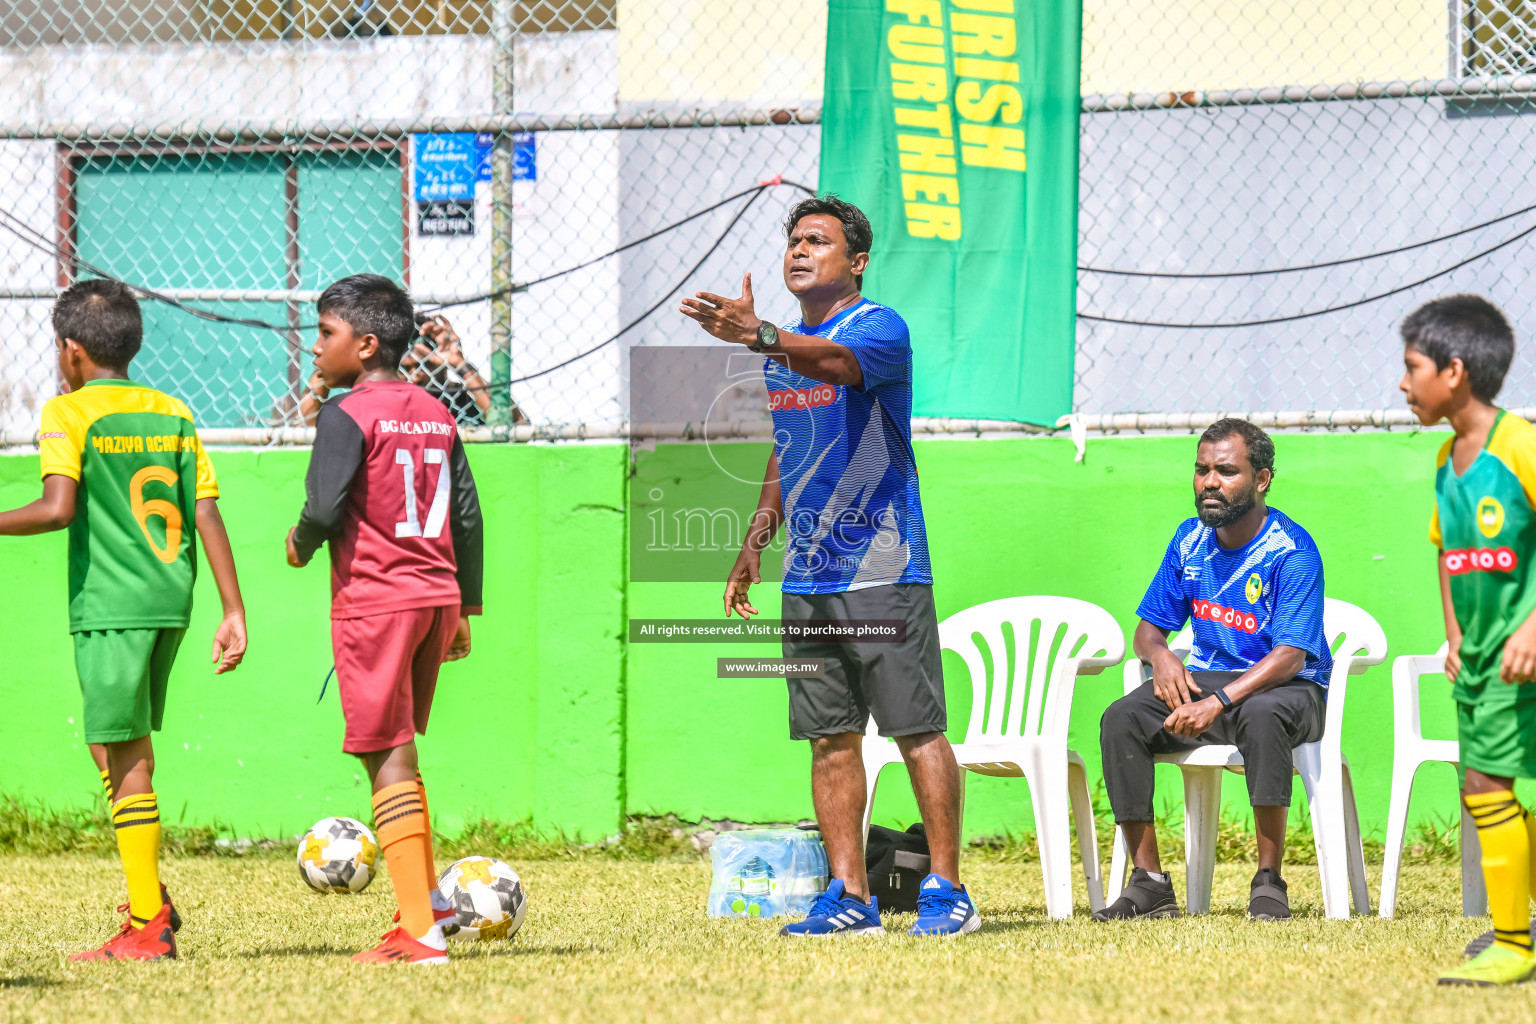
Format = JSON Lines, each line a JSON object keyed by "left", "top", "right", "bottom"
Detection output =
{"left": 1526, "top": 803, "right": 1536, "bottom": 897}
{"left": 1466, "top": 790, "right": 1534, "bottom": 957}
{"left": 112, "top": 792, "right": 162, "bottom": 929}
{"left": 99, "top": 769, "right": 113, "bottom": 805}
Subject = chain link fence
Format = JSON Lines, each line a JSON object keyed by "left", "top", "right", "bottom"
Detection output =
{"left": 1076, "top": 0, "right": 1536, "bottom": 424}
{"left": 0, "top": 1, "right": 1533, "bottom": 438}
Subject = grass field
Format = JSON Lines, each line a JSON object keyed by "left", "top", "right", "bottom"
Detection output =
{"left": 0, "top": 851, "right": 1530, "bottom": 1023}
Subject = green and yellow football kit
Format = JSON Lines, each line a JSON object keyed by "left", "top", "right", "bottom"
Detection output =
{"left": 39, "top": 379, "right": 218, "bottom": 743}
{"left": 1431, "top": 410, "right": 1536, "bottom": 982}
{"left": 1431, "top": 409, "right": 1536, "bottom": 780}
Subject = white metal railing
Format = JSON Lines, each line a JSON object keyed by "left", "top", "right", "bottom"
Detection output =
{"left": 0, "top": 288, "right": 491, "bottom": 304}
{"left": 0, "top": 409, "right": 1490, "bottom": 450}
{"left": 1081, "top": 74, "right": 1536, "bottom": 112}
{"left": 0, "top": 73, "right": 1529, "bottom": 140}
{"left": 0, "top": 417, "right": 1051, "bottom": 449}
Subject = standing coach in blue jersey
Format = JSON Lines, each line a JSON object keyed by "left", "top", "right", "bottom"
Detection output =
{"left": 1095, "top": 419, "right": 1332, "bottom": 923}
{"left": 681, "top": 196, "right": 978, "bottom": 938}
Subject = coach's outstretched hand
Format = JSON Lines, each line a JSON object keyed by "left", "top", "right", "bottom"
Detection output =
{"left": 682, "top": 274, "right": 763, "bottom": 347}
{"left": 724, "top": 545, "right": 762, "bottom": 618}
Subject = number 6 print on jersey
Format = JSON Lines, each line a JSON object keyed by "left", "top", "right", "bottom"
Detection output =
{"left": 130, "top": 465, "right": 184, "bottom": 563}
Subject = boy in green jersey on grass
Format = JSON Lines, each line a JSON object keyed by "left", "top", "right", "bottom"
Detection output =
{"left": 1401, "top": 294, "right": 1536, "bottom": 986}
{"left": 0, "top": 279, "right": 248, "bottom": 961}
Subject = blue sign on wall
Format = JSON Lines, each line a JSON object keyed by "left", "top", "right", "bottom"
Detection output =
{"left": 513, "top": 132, "right": 536, "bottom": 182}
{"left": 475, "top": 132, "right": 495, "bottom": 182}
{"left": 414, "top": 132, "right": 483, "bottom": 202}
{"left": 416, "top": 132, "right": 534, "bottom": 197}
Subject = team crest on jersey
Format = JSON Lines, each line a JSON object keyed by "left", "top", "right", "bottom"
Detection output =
{"left": 1245, "top": 573, "right": 1262, "bottom": 604}
{"left": 1478, "top": 496, "right": 1505, "bottom": 539}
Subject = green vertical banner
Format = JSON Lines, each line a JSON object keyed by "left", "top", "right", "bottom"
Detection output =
{"left": 820, "top": 0, "right": 1081, "bottom": 425}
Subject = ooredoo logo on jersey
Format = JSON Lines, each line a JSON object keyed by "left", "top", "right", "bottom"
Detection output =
{"left": 1192, "top": 599, "right": 1258, "bottom": 633}
{"left": 1444, "top": 546, "right": 1518, "bottom": 575}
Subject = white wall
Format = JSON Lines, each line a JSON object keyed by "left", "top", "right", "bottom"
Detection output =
{"left": 404, "top": 32, "right": 622, "bottom": 425}
{"left": 508, "top": 129, "right": 622, "bottom": 424}
{"left": 0, "top": 31, "right": 618, "bottom": 130}
{"left": 0, "top": 141, "right": 66, "bottom": 433}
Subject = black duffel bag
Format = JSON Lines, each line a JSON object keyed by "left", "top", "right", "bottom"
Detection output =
{"left": 864, "top": 823, "right": 930, "bottom": 913}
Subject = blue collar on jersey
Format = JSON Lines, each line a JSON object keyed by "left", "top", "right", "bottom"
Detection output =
{"left": 795, "top": 297, "right": 873, "bottom": 334}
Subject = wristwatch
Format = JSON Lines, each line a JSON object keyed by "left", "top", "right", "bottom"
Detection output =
{"left": 751, "top": 322, "right": 780, "bottom": 353}
{"left": 1213, "top": 687, "right": 1233, "bottom": 708}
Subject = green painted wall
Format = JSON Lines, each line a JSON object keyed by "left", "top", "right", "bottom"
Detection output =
{"left": 0, "top": 430, "right": 1478, "bottom": 842}
{"left": 0, "top": 443, "right": 626, "bottom": 841}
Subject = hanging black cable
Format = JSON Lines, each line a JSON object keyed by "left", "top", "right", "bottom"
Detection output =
{"left": 1078, "top": 220, "right": 1536, "bottom": 328}
{"left": 1078, "top": 200, "right": 1536, "bottom": 278}
{"left": 0, "top": 209, "right": 298, "bottom": 334}
{"left": 419, "top": 178, "right": 815, "bottom": 314}
{"left": 460, "top": 182, "right": 770, "bottom": 391}
{"left": 20, "top": 170, "right": 1521, "bottom": 338}
{"left": 0, "top": 177, "right": 816, "bottom": 334}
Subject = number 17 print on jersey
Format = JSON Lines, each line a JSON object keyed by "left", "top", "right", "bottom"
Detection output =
{"left": 291, "top": 380, "right": 485, "bottom": 619}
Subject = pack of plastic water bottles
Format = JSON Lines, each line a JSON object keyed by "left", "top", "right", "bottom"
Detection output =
{"left": 707, "top": 828, "right": 829, "bottom": 919}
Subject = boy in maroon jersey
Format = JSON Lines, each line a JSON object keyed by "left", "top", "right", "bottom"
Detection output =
{"left": 285, "top": 274, "right": 483, "bottom": 965}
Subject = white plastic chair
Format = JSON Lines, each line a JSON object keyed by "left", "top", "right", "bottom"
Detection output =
{"left": 1378, "top": 644, "right": 1486, "bottom": 918}
{"left": 861, "top": 596, "right": 1125, "bottom": 919}
{"left": 1106, "top": 597, "right": 1386, "bottom": 919}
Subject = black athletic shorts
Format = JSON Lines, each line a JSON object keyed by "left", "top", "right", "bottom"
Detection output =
{"left": 780, "top": 583, "right": 946, "bottom": 740}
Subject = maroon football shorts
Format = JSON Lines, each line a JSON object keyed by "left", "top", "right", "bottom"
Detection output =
{"left": 332, "top": 604, "right": 459, "bottom": 753}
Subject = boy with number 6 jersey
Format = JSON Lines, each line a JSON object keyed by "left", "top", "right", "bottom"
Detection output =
{"left": 0, "top": 279, "right": 248, "bottom": 961}
{"left": 286, "top": 275, "right": 483, "bottom": 966}
{"left": 1401, "top": 295, "right": 1536, "bottom": 986}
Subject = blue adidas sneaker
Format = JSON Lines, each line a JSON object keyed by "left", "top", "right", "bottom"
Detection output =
{"left": 778, "top": 879, "right": 885, "bottom": 937}
{"left": 909, "top": 874, "right": 980, "bottom": 937}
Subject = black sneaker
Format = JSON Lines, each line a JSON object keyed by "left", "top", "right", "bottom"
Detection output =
{"left": 1465, "top": 925, "right": 1536, "bottom": 959}
{"left": 1248, "top": 868, "right": 1290, "bottom": 921}
{"left": 1093, "top": 868, "right": 1181, "bottom": 921}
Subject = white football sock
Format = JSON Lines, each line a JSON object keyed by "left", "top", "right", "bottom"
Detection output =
{"left": 418, "top": 923, "right": 449, "bottom": 951}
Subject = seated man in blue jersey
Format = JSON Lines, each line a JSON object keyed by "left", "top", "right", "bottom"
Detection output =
{"left": 1095, "top": 419, "right": 1333, "bottom": 923}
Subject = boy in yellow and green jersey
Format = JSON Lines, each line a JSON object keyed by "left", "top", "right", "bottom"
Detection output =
{"left": 0, "top": 279, "right": 248, "bottom": 961}
{"left": 1401, "top": 294, "right": 1536, "bottom": 986}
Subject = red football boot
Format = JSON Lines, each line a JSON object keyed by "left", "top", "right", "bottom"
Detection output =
{"left": 352, "top": 927, "right": 448, "bottom": 965}
{"left": 69, "top": 903, "right": 177, "bottom": 962}
{"left": 114, "top": 885, "right": 181, "bottom": 933}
